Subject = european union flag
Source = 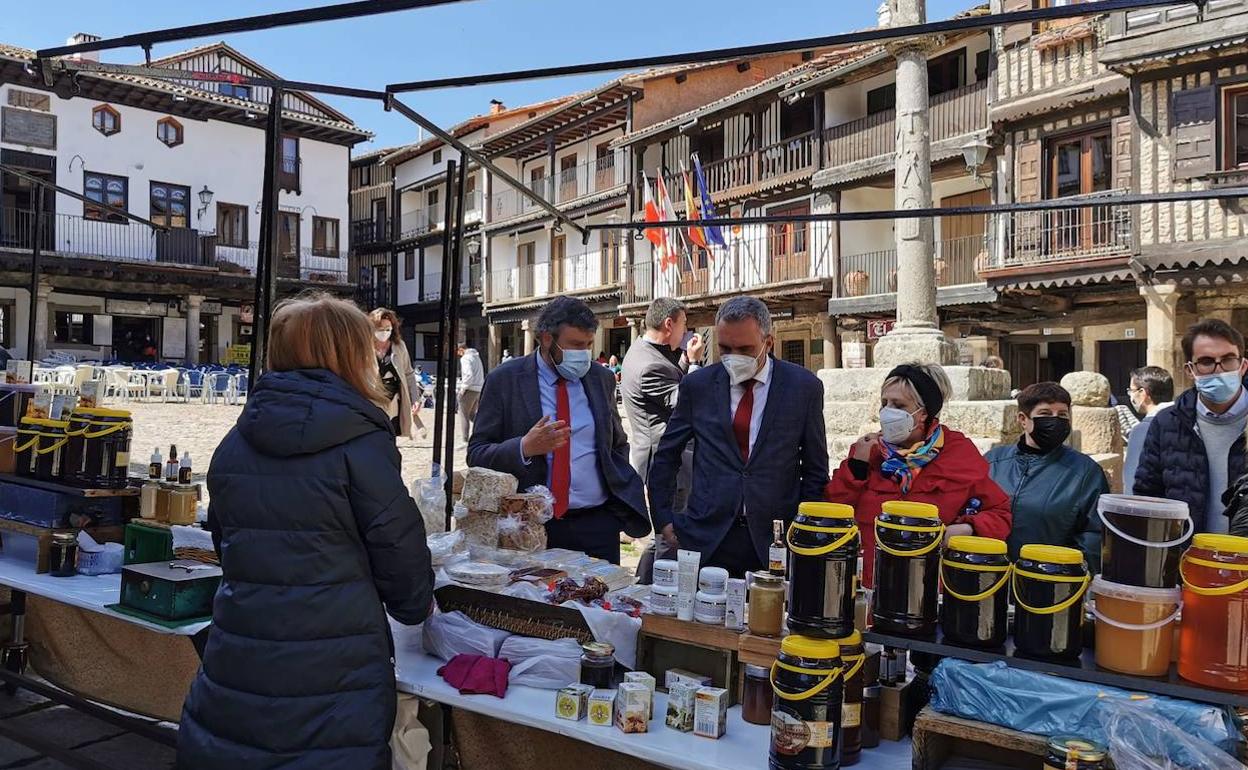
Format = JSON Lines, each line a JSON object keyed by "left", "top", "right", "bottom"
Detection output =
{"left": 692, "top": 154, "right": 727, "bottom": 247}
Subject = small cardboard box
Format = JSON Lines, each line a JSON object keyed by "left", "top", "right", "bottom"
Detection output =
{"left": 614, "top": 682, "right": 649, "bottom": 733}
{"left": 588, "top": 689, "right": 615, "bottom": 726}
{"left": 555, "top": 684, "right": 593, "bottom": 721}
{"left": 665, "top": 682, "right": 697, "bottom": 732}
{"left": 664, "top": 668, "right": 712, "bottom": 692}
{"left": 693, "top": 686, "right": 728, "bottom": 739}
{"left": 623, "top": 671, "right": 656, "bottom": 720}
{"left": 5, "top": 361, "right": 31, "bottom": 385}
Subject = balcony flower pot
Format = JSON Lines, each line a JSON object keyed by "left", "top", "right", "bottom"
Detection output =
{"left": 887, "top": 269, "right": 898, "bottom": 292}
{"left": 933, "top": 257, "right": 947, "bottom": 285}
{"left": 844, "top": 270, "right": 870, "bottom": 297}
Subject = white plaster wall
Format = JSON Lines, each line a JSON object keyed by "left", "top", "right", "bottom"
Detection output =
{"left": 0, "top": 84, "right": 351, "bottom": 267}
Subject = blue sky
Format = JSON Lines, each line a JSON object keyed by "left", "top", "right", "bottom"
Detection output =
{"left": 8, "top": 0, "right": 971, "bottom": 152}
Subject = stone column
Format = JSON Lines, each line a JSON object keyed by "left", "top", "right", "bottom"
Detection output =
{"left": 593, "top": 323, "right": 608, "bottom": 359}
{"left": 629, "top": 319, "right": 640, "bottom": 345}
{"left": 1140, "top": 283, "right": 1182, "bottom": 372}
{"left": 487, "top": 321, "right": 501, "bottom": 368}
{"left": 819, "top": 312, "right": 839, "bottom": 369}
{"left": 522, "top": 319, "right": 535, "bottom": 356}
{"left": 184, "top": 295, "right": 203, "bottom": 366}
{"left": 31, "top": 280, "right": 52, "bottom": 360}
{"left": 871, "top": 0, "right": 957, "bottom": 368}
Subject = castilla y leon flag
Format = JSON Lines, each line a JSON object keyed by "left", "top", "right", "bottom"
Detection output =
{"left": 655, "top": 172, "right": 683, "bottom": 270}
{"left": 692, "top": 154, "right": 726, "bottom": 247}
{"left": 682, "top": 166, "right": 709, "bottom": 250}
{"left": 642, "top": 174, "right": 673, "bottom": 271}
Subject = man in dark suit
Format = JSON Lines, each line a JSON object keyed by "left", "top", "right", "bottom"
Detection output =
{"left": 621, "top": 297, "right": 704, "bottom": 581}
{"left": 648, "top": 296, "right": 828, "bottom": 575}
{"left": 468, "top": 296, "right": 649, "bottom": 563}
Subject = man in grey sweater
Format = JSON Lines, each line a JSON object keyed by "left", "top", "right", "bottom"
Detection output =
{"left": 1133, "top": 319, "right": 1248, "bottom": 533}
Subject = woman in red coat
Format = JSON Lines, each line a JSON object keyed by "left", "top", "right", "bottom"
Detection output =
{"left": 826, "top": 363, "right": 1011, "bottom": 587}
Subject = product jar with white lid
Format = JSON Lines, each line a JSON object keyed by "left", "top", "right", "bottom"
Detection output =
{"left": 1097, "top": 494, "right": 1192, "bottom": 588}
{"left": 649, "top": 584, "right": 678, "bottom": 616}
{"left": 699, "top": 566, "right": 729, "bottom": 593}
{"left": 653, "top": 559, "right": 679, "bottom": 588}
{"left": 1089, "top": 575, "right": 1181, "bottom": 677}
{"left": 694, "top": 590, "right": 727, "bottom": 624}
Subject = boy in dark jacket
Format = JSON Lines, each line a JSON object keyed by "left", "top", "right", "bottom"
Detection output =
{"left": 1133, "top": 319, "right": 1248, "bottom": 533}
{"left": 986, "top": 382, "right": 1109, "bottom": 569}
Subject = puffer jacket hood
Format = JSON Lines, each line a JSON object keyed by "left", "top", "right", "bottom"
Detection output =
{"left": 238, "top": 369, "right": 390, "bottom": 458}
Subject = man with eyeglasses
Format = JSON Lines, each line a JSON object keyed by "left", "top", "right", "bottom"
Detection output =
{"left": 1123, "top": 366, "right": 1174, "bottom": 496}
{"left": 1134, "top": 319, "right": 1248, "bottom": 534}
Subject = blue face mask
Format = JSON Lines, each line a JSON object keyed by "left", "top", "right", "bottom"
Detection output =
{"left": 554, "top": 345, "right": 592, "bottom": 380}
{"left": 1195, "top": 371, "right": 1243, "bottom": 404}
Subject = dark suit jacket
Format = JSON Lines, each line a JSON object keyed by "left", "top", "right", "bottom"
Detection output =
{"left": 648, "top": 358, "right": 829, "bottom": 562}
{"left": 466, "top": 351, "right": 650, "bottom": 537}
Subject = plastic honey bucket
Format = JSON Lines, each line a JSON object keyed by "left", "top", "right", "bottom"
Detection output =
{"left": 1012, "top": 545, "right": 1090, "bottom": 659}
{"left": 69, "top": 408, "right": 132, "bottom": 489}
{"left": 14, "top": 417, "right": 40, "bottom": 477}
{"left": 28, "top": 418, "right": 69, "bottom": 482}
{"left": 939, "top": 536, "right": 1011, "bottom": 648}
{"left": 1178, "top": 534, "right": 1248, "bottom": 691}
{"left": 769, "top": 635, "right": 843, "bottom": 770}
{"left": 1097, "top": 494, "right": 1192, "bottom": 588}
{"left": 831, "top": 631, "right": 865, "bottom": 766}
{"left": 1089, "top": 576, "right": 1181, "bottom": 677}
{"left": 872, "top": 501, "right": 944, "bottom": 637}
{"left": 787, "top": 502, "right": 859, "bottom": 640}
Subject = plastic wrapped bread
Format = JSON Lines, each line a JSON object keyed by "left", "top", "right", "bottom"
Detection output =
{"left": 459, "top": 467, "right": 519, "bottom": 513}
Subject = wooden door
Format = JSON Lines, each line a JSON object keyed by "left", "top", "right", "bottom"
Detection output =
{"left": 1098, "top": 340, "right": 1147, "bottom": 406}
{"left": 277, "top": 212, "right": 301, "bottom": 279}
{"left": 1008, "top": 342, "right": 1040, "bottom": 391}
{"left": 767, "top": 201, "right": 810, "bottom": 283}
{"left": 1047, "top": 129, "right": 1111, "bottom": 255}
{"left": 550, "top": 235, "right": 566, "bottom": 293}
{"left": 940, "top": 189, "right": 990, "bottom": 285}
{"left": 559, "top": 155, "right": 578, "bottom": 202}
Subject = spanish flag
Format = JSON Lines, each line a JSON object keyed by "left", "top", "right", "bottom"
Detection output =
{"left": 682, "top": 167, "right": 708, "bottom": 250}
{"left": 642, "top": 174, "right": 672, "bottom": 271}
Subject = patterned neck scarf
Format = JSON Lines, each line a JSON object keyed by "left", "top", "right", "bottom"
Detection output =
{"left": 880, "top": 425, "right": 945, "bottom": 495}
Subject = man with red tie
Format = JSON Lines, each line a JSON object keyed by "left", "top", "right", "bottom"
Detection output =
{"left": 648, "top": 296, "right": 829, "bottom": 575}
{"left": 467, "top": 296, "right": 649, "bottom": 563}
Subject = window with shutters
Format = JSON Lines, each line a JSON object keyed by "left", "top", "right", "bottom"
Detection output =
{"left": 83, "top": 171, "right": 128, "bottom": 222}
{"left": 404, "top": 249, "right": 415, "bottom": 281}
{"left": 1173, "top": 86, "right": 1217, "bottom": 180}
{"left": 1045, "top": 128, "right": 1113, "bottom": 254}
{"left": 1222, "top": 85, "right": 1248, "bottom": 170}
{"left": 216, "top": 203, "right": 248, "bottom": 247}
{"left": 312, "top": 217, "right": 340, "bottom": 257}
{"left": 150, "top": 182, "right": 190, "bottom": 229}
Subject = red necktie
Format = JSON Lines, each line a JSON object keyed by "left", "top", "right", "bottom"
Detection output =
{"left": 733, "top": 379, "right": 755, "bottom": 463}
{"left": 551, "top": 377, "right": 571, "bottom": 518}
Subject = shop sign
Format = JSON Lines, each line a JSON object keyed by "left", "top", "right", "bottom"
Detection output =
{"left": 867, "top": 320, "right": 895, "bottom": 340}
{"left": 771, "top": 307, "right": 795, "bottom": 321}
{"left": 180, "top": 299, "right": 223, "bottom": 315}
{"left": 225, "top": 345, "right": 251, "bottom": 366}
{"left": 240, "top": 304, "right": 255, "bottom": 323}
{"left": 105, "top": 299, "right": 165, "bottom": 317}
{"left": 843, "top": 341, "right": 868, "bottom": 369}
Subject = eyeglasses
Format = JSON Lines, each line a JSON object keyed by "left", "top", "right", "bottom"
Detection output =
{"left": 1188, "top": 355, "right": 1243, "bottom": 376}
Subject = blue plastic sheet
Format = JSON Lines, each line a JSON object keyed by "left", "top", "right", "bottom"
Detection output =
{"left": 928, "top": 659, "right": 1241, "bottom": 754}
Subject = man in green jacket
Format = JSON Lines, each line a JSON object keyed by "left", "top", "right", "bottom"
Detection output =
{"left": 986, "top": 382, "right": 1110, "bottom": 570}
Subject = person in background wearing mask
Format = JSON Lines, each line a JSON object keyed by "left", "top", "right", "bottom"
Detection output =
{"left": 1134, "top": 319, "right": 1247, "bottom": 534}
{"left": 456, "top": 344, "right": 485, "bottom": 441}
{"left": 467, "top": 296, "right": 648, "bottom": 563}
{"left": 370, "top": 308, "right": 420, "bottom": 440}
{"left": 1123, "top": 365, "right": 1174, "bottom": 495}
{"left": 986, "top": 382, "right": 1108, "bottom": 569}
{"left": 648, "top": 297, "right": 828, "bottom": 576}
{"left": 501, "top": 349, "right": 513, "bottom": 364}
{"left": 825, "top": 363, "right": 1011, "bottom": 587}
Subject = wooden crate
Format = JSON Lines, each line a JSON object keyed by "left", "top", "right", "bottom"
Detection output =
{"left": 737, "top": 631, "right": 782, "bottom": 667}
{"left": 637, "top": 614, "right": 740, "bottom": 704}
{"left": 0, "top": 518, "right": 124, "bottom": 573}
{"left": 911, "top": 706, "right": 1114, "bottom": 770}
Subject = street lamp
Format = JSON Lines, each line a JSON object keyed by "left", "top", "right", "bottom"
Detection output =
{"left": 196, "top": 185, "right": 214, "bottom": 222}
{"left": 961, "top": 139, "right": 992, "bottom": 183}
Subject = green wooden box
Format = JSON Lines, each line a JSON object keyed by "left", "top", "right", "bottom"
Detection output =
{"left": 120, "top": 560, "right": 221, "bottom": 621}
{"left": 123, "top": 521, "right": 173, "bottom": 565}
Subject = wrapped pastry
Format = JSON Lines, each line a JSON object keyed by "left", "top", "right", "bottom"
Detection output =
{"left": 459, "top": 467, "right": 519, "bottom": 513}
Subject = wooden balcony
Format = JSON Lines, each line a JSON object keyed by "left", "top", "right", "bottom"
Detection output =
{"left": 663, "top": 130, "right": 820, "bottom": 205}
{"left": 823, "top": 81, "right": 987, "bottom": 174}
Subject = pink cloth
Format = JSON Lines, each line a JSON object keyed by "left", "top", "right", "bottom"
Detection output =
{"left": 437, "top": 654, "right": 512, "bottom": 698}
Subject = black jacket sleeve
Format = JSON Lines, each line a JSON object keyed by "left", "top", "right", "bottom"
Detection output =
{"left": 346, "top": 431, "right": 434, "bottom": 626}
{"left": 648, "top": 377, "right": 695, "bottom": 532}
{"left": 1225, "top": 473, "right": 1248, "bottom": 538}
{"left": 799, "top": 377, "right": 830, "bottom": 502}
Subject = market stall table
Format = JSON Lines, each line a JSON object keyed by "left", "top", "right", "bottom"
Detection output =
{"left": 393, "top": 623, "right": 912, "bottom": 770}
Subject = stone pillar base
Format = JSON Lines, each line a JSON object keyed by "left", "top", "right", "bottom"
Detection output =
{"left": 871, "top": 329, "right": 959, "bottom": 369}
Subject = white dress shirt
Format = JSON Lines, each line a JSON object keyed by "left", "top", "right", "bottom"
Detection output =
{"left": 729, "top": 355, "right": 773, "bottom": 457}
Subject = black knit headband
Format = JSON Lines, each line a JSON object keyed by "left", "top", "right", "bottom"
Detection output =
{"left": 886, "top": 364, "right": 944, "bottom": 418}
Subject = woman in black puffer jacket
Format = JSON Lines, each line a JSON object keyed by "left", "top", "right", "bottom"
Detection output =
{"left": 178, "top": 294, "right": 434, "bottom": 770}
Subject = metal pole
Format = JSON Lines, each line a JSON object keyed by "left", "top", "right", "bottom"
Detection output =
{"left": 442, "top": 158, "right": 468, "bottom": 527}
{"left": 430, "top": 161, "right": 457, "bottom": 477}
{"left": 26, "top": 190, "right": 43, "bottom": 361}
{"left": 249, "top": 86, "right": 284, "bottom": 390}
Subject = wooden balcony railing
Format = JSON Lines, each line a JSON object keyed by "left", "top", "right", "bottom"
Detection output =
{"left": 823, "top": 80, "right": 988, "bottom": 168}
{"left": 989, "top": 194, "right": 1133, "bottom": 270}
{"left": 759, "top": 130, "right": 818, "bottom": 183}
{"left": 837, "top": 232, "right": 988, "bottom": 298}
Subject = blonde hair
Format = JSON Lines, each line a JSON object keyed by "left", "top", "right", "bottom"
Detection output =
{"left": 882, "top": 362, "right": 952, "bottom": 415}
{"left": 368, "top": 307, "right": 402, "bottom": 345}
{"left": 268, "top": 293, "right": 386, "bottom": 404}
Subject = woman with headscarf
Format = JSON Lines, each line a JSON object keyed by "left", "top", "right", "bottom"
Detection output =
{"left": 370, "top": 308, "right": 421, "bottom": 440}
{"left": 825, "top": 362, "right": 1012, "bottom": 587}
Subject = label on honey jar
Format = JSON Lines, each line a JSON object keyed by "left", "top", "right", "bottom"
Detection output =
{"left": 771, "top": 711, "right": 835, "bottom": 755}
{"left": 842, "top": 702, "right": 862, "bottom": 728}
{"left": 115, "top": 451, "right": 130, "bottom": 469}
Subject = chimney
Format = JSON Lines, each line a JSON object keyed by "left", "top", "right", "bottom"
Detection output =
{"left": 65, "top": 32, "right": 101, "bottom": 62}
{"left": 877, "top": 1, "right": 892, "bottom": 27}
{"left": 489, "top": 99, "right": 505, "bottom": 115}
